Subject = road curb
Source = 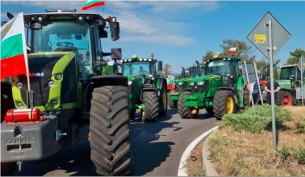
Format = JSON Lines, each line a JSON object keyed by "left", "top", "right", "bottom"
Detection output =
{"left": 178, "top": 126, "right": 218, "bottom": 176}
{"left": 202, "top": 128, "right": 219, "bottom": 176}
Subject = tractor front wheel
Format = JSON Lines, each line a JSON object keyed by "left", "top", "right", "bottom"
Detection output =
{"left": 168, "top": 96, "right": 177, "bottom": 109}
{"left": 277, "top": 90, "right": 293, "bottom": 106}
{"left": 141, "top": 91, "right": 159, "bottom": 122}
{"left": 177, "top": 91, "right": 195, "bottom": 119}
{"left": 89, "top": 86, "right": 131, "bottom": 176}
{"left": 213, "top": 90, "right": 236, "bottom": 120}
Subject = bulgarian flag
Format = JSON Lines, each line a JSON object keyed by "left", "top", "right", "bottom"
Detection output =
{"left": 227, "top": 47, "right": 237, "bottom": 55}
{"left": 82, "top": 0, "right": 105, "bottom": 11}
{"left": 1, "top": 12, "right": 29, "bottom": 80}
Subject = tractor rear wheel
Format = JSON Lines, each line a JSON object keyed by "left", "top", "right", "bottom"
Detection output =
{"left": 89, "top": 86, "right": 131, "bottom": 176}
{"left": 168, "top": 99, "right": 177, "bottom": 108}
{"left": 213, "top": 90, "right": 236, "bottom": 120}
{"left": 158, "top": 83, "right": 168, "bottom": 117}
{"left": 177, "top": 91, "right": 194, "bottom": 119}
{"left": 277, "top": 90, "right": 293, "bottom": 106}
{"left": 141, "top": 91, "right": 159, "bottom": 122}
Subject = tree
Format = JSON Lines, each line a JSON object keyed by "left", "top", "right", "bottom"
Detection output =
{"left": 157, "top": 71, "right": 167, "bottom": 78}
{"left": 219, "top": 39, "right": 256, "bottom": 62}
{"left": 286, "top": 48, "right": 305, "bottom": 64}
{"left": 163, "top": 64, "right": 172, "bottom": 77}
{"left": 202, "top": 50, "right": 215, "bottom": 61}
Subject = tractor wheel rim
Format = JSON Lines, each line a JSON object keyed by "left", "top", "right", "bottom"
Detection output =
{"left": 163, "top": 89, "right": 167, "bottom": 110}
{"left": 226, "top": 97, "right": 234, "bottom": 114}
{"left": 142, "top": 109, "right": 145, "bottom": 116}
{"left": 282, "top": 96, "right": 291, "bottom": 106}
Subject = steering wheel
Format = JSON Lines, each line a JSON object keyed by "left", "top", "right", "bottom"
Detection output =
{"left": 56, "top": 42, "right": 74, "bottom": 47}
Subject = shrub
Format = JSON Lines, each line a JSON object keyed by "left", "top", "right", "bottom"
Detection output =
{"left": 293, "top": 145, "right": 305, "bottom": 164}
{"left": 295, "top": 121, "right": 305, "bottom": 134}
{"left": 218, "top": 105, "right": 291, "bottom": 133}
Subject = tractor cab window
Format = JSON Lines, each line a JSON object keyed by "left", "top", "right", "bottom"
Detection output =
{"left": 280, "top": 67, "right": 297, "bottom": 80}
{"left": 207, "top": 60, "right": 230, "bottom": 77}
{"left": 123, "top": 62, "right": 151, "bottom": 77}
{"left": 32, "top": 21, "right": 93, "bottom": 79}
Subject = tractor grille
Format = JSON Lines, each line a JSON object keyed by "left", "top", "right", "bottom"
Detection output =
{"left": 177, "top": 81, "right": 187, "bottom": 91}
{"left": 191, "top": 81, "right": 209, "bottom": 93}
{"left": 19, "top": 55, "right": 64, "bottom": 106}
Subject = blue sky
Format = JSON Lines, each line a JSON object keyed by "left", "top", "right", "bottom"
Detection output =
{"left": 1, "top": 0, "right": 305, "bottom": 74}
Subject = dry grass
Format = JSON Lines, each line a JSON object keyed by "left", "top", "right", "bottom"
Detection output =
{"left": 185, "top": 138, "right": 205, "bottom": 176}
{"left": 208, "top": 106, "right": 305, "bottom": 176}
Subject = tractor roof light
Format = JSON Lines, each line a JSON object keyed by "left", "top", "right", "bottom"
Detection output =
{"left": 148, "top": 59, "right": 152, "bottom": 61}
{"left": 128, "top": 59, "right": 132, "bottom": 62}
{"left": 124, "top": 60, "right": 127, "bottom": 62}
{"left": 132, "top": 55, "right": 138, "bottom": 59}
{"left": 139, "top": 58, "right": 143, "bottom": 61}
{"left": 38, "top": 16, "right": 43, "bottom": 22}
{"left": 78, "top": 16, "right": 83, "bottom": 21}
{"left": 143, "top": 58, "right": 147, "bottom": 61}
{"left": 30, "top": 16, "right": 36, "bottom": 21}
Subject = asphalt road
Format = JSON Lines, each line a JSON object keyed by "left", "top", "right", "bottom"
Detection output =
{"left": 13, "top": 108, "right": 219, "bottom": 176}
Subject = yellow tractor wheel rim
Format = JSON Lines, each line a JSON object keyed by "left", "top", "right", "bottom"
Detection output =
{"left": 142, "top": 109, "right": 145, "bottom": 117}
{"left": 226, "top": 97, "right": 234, "bottom": 114}
{"left": 163, "top": 89, "right": 167, "bottom": 110}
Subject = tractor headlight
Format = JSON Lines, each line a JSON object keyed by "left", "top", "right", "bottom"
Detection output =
{"left": 16, "top": 82, "right": 23, "bottom": 88}
{"left": 190, "top": 82, "right": 194, "bottom": 86}
{"left": 197, "top": 81, "right": 204, "bottom": 85}
{"left": 55, "top": 74, "right": 62, "bottom": 80}
{"left": 48, "top": 80, "right": 55, "bottom": 87}
{"left": 51, "top": 100, "right": 58, "bottom": 107}
{"left": 178, "top": 82, "right": 183, "bottom": 85}
{"left": 128, "top": 81, "right": 132, "bottom": 85}
{"left": 18, "top": 102, "right": 24, "bottom": 108}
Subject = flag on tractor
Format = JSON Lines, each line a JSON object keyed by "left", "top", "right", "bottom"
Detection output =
{"left": 1, "top": 12, "right": 29, "bottom": 80}
{"left": 82, "top": 0, "right": 105, "bottom": 11}
{"left": 167, "top": 75, "right": 175, "bottom": 90}
{"left": 227, "top": 47, "right": 237, "bottom": 55}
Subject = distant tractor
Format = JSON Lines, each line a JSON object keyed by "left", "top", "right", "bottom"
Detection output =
{"left": 121, "top": 54, "right": 168, "bottom": 122}
{"left": 168, "top": 61, "right": 205, "bottom": 109}
{"left": 276, "top": 63, "right": 305, "bottom": 106}
{"left": 1, "top": 10, "right": 131, "bottom": 176}
{"left": 178, "top": 55, "right": 250, "bottom": 119}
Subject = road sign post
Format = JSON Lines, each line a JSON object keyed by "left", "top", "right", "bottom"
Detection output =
{"left": 247, "top": 12, "right": 291, "bottom": 151}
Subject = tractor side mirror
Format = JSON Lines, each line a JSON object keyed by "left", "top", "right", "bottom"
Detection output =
{"left": 182, "top": 68, "right": 185, "bottom": 78}
{"left": 110, "top": 21, "right": 120, "bottom": 41}
{"left": 29, "top": 22, "right": 42, "bottom": 30}
{"left": 158, "top": 61, "right": 163, "bottom": 72}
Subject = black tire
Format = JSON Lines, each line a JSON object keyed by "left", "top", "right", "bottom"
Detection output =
{"left": 206, "top": 107, "right": 214, "bottom": 115}
{"left": 141, "top": 91, "right": 159, "bottom": 122}
{"left": 1, "top": 162, "right": 16, "bottom": 176}
{"left": 277, "top": 90, "right": 293, "bottom": 106}
{"left": 89, "top": 86, "right": 131, "bottom": 176}
{"left": 243, "top": 89, "right": 250, "bottom": 109}
{"left": 158, "top": 83, "right": 168, "bottom": 117}
{"left": 177, "top": 91, "right": 194, "bottom": 119}
{"left": 213, "top": 90, "right": 236, "bottom": 120}
{"left": 168, "top": 99, "right": 177, "bottom": 109}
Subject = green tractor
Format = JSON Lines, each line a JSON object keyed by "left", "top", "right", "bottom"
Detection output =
{"left": 276, "top": 63, "right": 305, "bottom": 106}
{"left": 1, "top": 10, "right": 131, "bottom": 176}
{"left": 121, "top": 54, "right": 168, "bottom": 122}
{"left": 168, "top": 61, "right": 205, "bottom": 109}
{"left": 178, "top": 55, "right": 250, "bottom": 119}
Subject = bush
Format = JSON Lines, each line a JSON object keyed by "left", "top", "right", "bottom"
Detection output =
{"left": 295, "top": 121, "right": 305, "bottom": 134}
{"left": 218, "top": 104, "right": 291, "bottom": 133}
{"left": 293, "top": 145, "right": 305, "bottom": 164}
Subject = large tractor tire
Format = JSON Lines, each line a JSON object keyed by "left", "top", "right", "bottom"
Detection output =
{"left": 213, "top": 90, "right": 236, "bottom": 120}
{"left": 243, "top": 89, "right": 250, "bottom": 109}
{"left": 168, "top": 99, "right": 177, "bottom": 109}
{"left": 141, "top": 91, "right": 159, "bottom": 122}
{"left": 158, "top": 83, "right": 168, "bottom": 117}
{"left": 89, "top": 86, "right": 131, "bottom": 176}
{"left": 277, "top": 90, "right": 293, "bottom": 106}
{"left": 177, "top": 91, "right": 195, "bottom": 119}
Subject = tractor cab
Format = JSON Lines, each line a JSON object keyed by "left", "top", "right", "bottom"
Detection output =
{"left": 22, "top": 9, "right": 120, "bottom": 81}
{"left": 204, "top": 55, "right": 240, "bottom": 87}
{"left": 122, "top": 53, "right": 162, "bottom": 86}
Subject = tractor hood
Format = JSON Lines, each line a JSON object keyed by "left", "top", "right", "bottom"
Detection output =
{"left": 277, "top": 80, "right": 292, "bottom": 89}
{"left": 189, "top": 74, "right": 221, "bottom": 83}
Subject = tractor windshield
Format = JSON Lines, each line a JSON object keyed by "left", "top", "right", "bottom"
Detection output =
{"left": 280, "top": 67, "right": 296, "bottom": 80}
{"left": 122, "top": 62, "right": 151, "bottom": 77}
{"left": 207, "top": 60, "right": 230, "bottom": 77}
{"left": 189, "top": 67, "right": 197, "bottom": 78}
{"left": 31, "top": 21, "right": 93, "bottom": 78}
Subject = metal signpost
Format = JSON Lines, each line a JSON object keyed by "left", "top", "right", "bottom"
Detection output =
{"left": 247, "top": 12, "right": 291, "bottom": 150}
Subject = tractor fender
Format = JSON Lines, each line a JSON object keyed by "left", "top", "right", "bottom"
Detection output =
{"left": 90, "top": 75, "right": 128, "bottom": 88}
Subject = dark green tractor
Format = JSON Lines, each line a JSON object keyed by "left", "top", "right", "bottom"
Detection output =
{"left": 169, "top": 61, "right": 205, "bottom": 109}
{"left": 1, "top": 10, "right": 131, "bottom": 176}
{"left": 178, "top": 55, "right": 250, "bottom": 119}
{"left": 276, "top": 63, "right": 305, "bottom": 106}
{"left": 121, "top": 54, "right": 168, "bottom": 122}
